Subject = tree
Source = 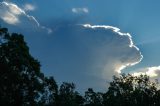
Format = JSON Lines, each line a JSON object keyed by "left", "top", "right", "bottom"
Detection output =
{"left": 84, "top": 88, "right": 103, "bottom": 106}
{"left": 41, "top": 76, "right": 58, "bottom": 106}
{"left": 57, "top": 82, "right": 84, "bottom": 106}
{"left": 0, "top": 27, "right": 45, "bottom": 105}
{"left": 103, "top": 74, "right": 160, "bottom": 106}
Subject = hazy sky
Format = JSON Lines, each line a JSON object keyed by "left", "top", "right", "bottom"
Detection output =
{"left": 1, "top": 0, "right": 160, "bottom": 92}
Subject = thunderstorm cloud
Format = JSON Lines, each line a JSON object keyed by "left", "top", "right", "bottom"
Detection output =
{"left": 79, "top": 24, "right": 143, "bottom": 79}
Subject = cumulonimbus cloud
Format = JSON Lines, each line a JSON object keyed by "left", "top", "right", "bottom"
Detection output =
{"left": 53, "top": 23, "right": 143, "bottom": 83}
{"left": 0, "top": 1, "right": 52, "bottom": 34}
{"left": 82, "top": 24, "right": 143, "bottom": 78}
{"left": 49, "top": 23, "right": 143, "bottom": 89}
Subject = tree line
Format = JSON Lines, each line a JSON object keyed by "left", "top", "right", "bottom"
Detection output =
{"left": 0, "top": 27, "right": 160, "bottom": 106}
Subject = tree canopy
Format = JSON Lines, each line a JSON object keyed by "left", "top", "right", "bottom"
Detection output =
{"left": 0, "top": 27, "right": 45, "bottom": 105}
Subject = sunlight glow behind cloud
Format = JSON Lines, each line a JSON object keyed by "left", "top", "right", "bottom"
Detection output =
{"left": 82, "top": 24, "right": 143, "bottom": 75}
{"left": 1, "top": 12, "right": 19, "bottom": 24}
{"left": 79, "top": 24, "right": 143, "bottom": 81}
{"left": 133, "top": 66, "right": 160, "bottom": 78}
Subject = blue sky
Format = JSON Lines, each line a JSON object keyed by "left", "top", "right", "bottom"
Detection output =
{"left": 1, "top": 0, "right": 160, "bottom": 92}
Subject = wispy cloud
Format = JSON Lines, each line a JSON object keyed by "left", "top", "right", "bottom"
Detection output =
{"left": 24, "top": 3, "right": 35, "bottom": 11}
{"left": 72, "top": 8, "right": 89, "bottom": 14}
{"left": 0, "top": 2, "right": 52, "bottom": 34}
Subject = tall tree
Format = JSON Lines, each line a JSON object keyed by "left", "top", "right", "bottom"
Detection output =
{"left": 0, "top": 27, "right": 45, "bottom": 105}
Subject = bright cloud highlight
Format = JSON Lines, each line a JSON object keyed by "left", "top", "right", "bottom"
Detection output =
{"left": 133, "top": 66, "right": 160, "bottom": 78}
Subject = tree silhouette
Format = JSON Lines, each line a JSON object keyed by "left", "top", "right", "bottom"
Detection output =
{"left": 84, "top": 88, "right": 103, "bottom": 106}
{"left": 103, "top": 74, "right": 160, "bottom": 106}
{"left": 41, "top": 76, "right": 58, "bottom": 106}
{"left": 57, "top": 82, "right": 84, "bottom": 106}
{"left": 0, "top": 27, "right": 45, "bottom": 105}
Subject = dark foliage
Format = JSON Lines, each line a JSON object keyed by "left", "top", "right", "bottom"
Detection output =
{"left": 0, "top": 27, "right": 45, "bottom": 105}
